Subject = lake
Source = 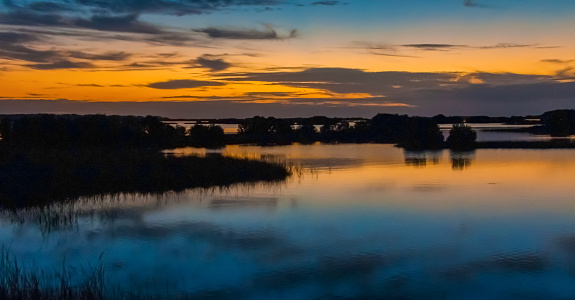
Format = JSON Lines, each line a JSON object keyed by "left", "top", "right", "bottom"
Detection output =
{"left": 2, "top": 143, "right": 575, "bottom": 299}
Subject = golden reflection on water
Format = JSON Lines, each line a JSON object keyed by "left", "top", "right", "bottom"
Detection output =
{"left": 164, "top": 144, "right": 575, "bottom": 214}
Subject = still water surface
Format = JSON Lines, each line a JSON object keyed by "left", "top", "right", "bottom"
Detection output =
{"left": 3, "top": 144, "right": 575, "bottom": 299}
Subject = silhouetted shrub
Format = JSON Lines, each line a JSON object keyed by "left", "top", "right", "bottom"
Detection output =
{"left": 541, "top": 109, "right": 575, "bottom": 137}
{"left": 399, "top": 117, "right": 444, "bottom": 150}
{"left": 447, "top": 124, "right": 477, "bottom": 150}
{"left": 188, "top": 124, "right": 226, "bottom": 148}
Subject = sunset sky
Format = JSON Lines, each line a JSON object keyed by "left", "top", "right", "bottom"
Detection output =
{"left": 1, "top": 0, "right": 575, "bottom": 118}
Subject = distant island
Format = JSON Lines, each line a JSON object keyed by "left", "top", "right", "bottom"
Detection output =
{"left": 164, "top": 109, "right": 574, "bottom": 150}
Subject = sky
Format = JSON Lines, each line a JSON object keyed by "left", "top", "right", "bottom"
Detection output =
{"left": 1, "top": 0, "right": 575, "bottom": 118}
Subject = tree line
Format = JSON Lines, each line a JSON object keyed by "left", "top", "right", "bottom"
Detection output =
{"left": 0, "top": 113, "right": 479, "bottom": 150}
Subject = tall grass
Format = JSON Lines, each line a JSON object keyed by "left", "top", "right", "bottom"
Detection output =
{"left": 0, "top": 147, "right": 292, "bottom": 209}
{"left": 0, "top": 248, "right": 106, "bottom": 300}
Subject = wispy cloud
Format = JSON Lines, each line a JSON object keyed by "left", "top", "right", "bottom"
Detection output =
{"left": 311, "top": 1, "right": 341, "bottom": 6}
{"left": 194, "top": 26, "right": 297, "bottom": 40}
{"left": 193, "top": 55, "right": 232, "bottom": 72}
{"left": 146, "top": 79, "right": 225, "bottom": 89}
{"left": 26, "top": 60, "right": 96, "bottom": 70}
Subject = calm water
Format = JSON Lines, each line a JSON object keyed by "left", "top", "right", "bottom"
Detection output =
{"left": 3, "top": 143, "right": 575, "bottom": 299}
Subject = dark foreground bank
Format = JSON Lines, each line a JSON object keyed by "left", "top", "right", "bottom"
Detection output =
{"left": 0, "top": 147, "right": 291, "bottom": 209}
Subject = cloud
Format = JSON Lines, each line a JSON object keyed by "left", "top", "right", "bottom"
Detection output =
{"left": 352, "top": 41, "right": 543, "bottom": 57}
{"left": 0, "top": 32, "right": 40, "bottom": 43}
{"left": 541, "top": 59, "right": 573, "bottom": 64}
{"left": 218, "top": 67, "right": 565, "bottom": 115}
{"left": 72, "top": 14, "right": 164, "bottom": 34}
{"left": 146, "top": 79, "right": 225, "bottom": 89}
{"left": 68, "top": 51, "right": 131, "bottom": 61}
{"left": 402, "top": 44, "right": 463, "bottom": 51}
{"left": 26, "top": 60, "right": 96, "bottom": 70}
{"left": 2, "top": 0, "right": 285, "bottom": 16}
{"left": 311, "top": 1, "right": 341, "bottom": 6}
{"left": 463, "top": 0, "right": 492, "bottom": 8}
{"left": 193, "top": 55, "right": 232, "bottom": 72}
{"left": 0, "top": 10, "right": 167, "bottom": 34}
{"left": 3, "top": 77, "right": 575, "bottom": 118}
{"left": 222, "top": 67, "right": 470, "bottom": 95}
{"left": 5, "top": 78, "right": 575, "bottom": 117}
{"left": 0, "top": 43, "right": 61, "bottom": 63}
{"left": 194, "top": 26, "right": 297, "bottom": 40}
{"left": 477, "top": 43, "right": 534, "bottom": 49}
{"left": 0, "top": 32, "right": 132, "bottom": 67}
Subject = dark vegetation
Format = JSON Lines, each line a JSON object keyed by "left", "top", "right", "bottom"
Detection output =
{"left": 446, "top": 124, "right": 477, "bottom": 150}
{"left": 0, "top": 148, "right": 289, "bottom": 209}
{"left": 0, "top": 248, "right": 106, "bottom": 300}
{"left": 0, "top": 115, "right": 187, "bottom": 149}
{"left": 0, "top": 115, "right": 290, "bottom": 209}
{"left": 230, "top": 114, "right": 445, "bottom": 150}
{"left": 541, "top": 109, "right": 575, "bottom": 137}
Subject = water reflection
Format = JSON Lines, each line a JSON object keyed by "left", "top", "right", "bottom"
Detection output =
{"left": 404, "top": 150, "right": 441, "bottom": 167}
{"left": 3, "top": 144, "right": 575, "bottom": 299}
{"left": 450, "top": 150, "right": 476, "bottom": 170}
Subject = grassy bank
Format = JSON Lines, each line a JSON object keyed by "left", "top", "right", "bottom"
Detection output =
{"left": 0, "top": 147, "right": 291, "bottom": 209}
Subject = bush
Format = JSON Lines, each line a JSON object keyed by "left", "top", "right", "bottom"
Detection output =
{"left": 447, "top": 124, "right": 477, "bottom": 150}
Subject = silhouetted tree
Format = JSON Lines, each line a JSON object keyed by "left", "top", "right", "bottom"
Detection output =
{"left": 0, "top": 114, "right": 184, "bottom": 148}
{"left": 541, "top": 109, "right": 575, "bottom": 137}
{"left": 369, "top": 114, "right": 410, "bottom": 142}
{"left": 188, "top": 124, "right": 226, "bottom": 148}
{"left": 447, "top": 123, "right": 477, "bottom": 150}
{"left": 399, "top": 117, "right": 444, "bottom": 150}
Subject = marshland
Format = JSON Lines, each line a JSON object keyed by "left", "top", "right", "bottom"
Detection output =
{"left": 2, "top": 112, "right": 575, "bottom": 299}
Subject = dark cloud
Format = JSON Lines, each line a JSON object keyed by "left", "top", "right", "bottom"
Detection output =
{"left": 146, "top": 79, "right": 225, "bottom": 89}
{"left": 193, "top": 54, "right": 232, "bottom": 72}
{"left": 26, "top": 60, "right": 95, "bottom": 70}
{"left": 72, "top": 14, "right": 164, "bottom": 34}
{"left": 222, "top": 68, "right": 466, "bottom": 95}
{"left": 0, "top": 43, "right": 63, "bottom": 63}
{"left": 26, "top": 1, "right": 72, "bottom": 12}
{"left": 74, "top": 84, "right": 105, "bottom": 87}
{"left": 541, "top": 59, "right": 573, "bottom": 64}
{"left": 68, "top": 51, "right": 131, "bottom": 61}
{"left": 0, "top": 10, "right": 166, "bottom": 34}
{"left": 311, "top": 1, "right": 340, "bottom": 6}
{"left": 2, "top": 0, "right": 285, "bottom": 16}
{"left": 0, "top": 34, "right": 131, "bottom": 67}
{"left": 463, "top": 0, "right": 492, "bottom": 8}
{"left": 0, "top": 32, "right": 40, "bottom": 43}
{"left": 0, "top": 10, "right": 67, "bottom": 27}
{"left": 194, "top": 27, "right": 297, "bottom": 40}
{"left": 218, "top": 67, "right": 566, "bottom": 115}
{"left": 351, "top": 42, "right": 417, "bottom": 58}
{"left": 0, "top": 1, "right": 294, "bottom": 47}
{"left": 402, "top": 44, "right": 463, "bottom": 51}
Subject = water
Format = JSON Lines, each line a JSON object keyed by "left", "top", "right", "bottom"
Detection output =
{"left": 3, "top": 143, "right": 575, "bottom": 298}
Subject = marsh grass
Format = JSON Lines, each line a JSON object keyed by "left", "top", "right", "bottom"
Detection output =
{"left": 0, "top": 147, "right": 291, "bottom": 209}
{"left": 0, "top": 248, "right": 107, "bottom": 300}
